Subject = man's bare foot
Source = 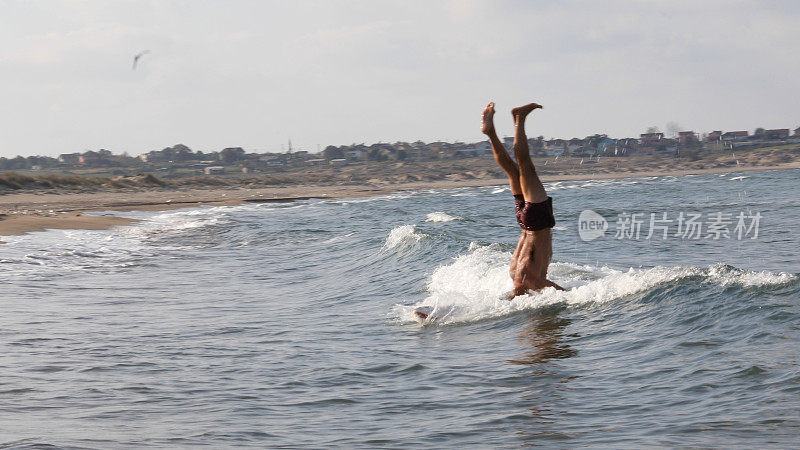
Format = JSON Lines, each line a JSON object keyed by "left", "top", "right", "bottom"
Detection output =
{"left": 481, "top": 102, "right": 496, "bottom": 135}
{"left": 511, "top": 102, "right": 543, "bottom": 120}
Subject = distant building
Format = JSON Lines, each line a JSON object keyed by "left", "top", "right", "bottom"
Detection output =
{"left": 639, "top": 133, "right": 664, "bottom": 147}
{"left": 614, "top": 138, "right": 639, "bottom": 156}
{"left": 596, "top": 138, "right": 617, "bottom": 154}
{"left": 329, "top": 158, "right": 348, "bottom": 168}
{"left": 574, "top": 145, "right": 598, "bottom": 157}
{"left": 306, "top": 159, "right": 326, "bottom": 166}
{"left": 58, "top": 153, "right": 81, "bottom": 164}
{"left": 204, "top": 166, "right": 224, "bottom": 175}
{"left": 79, "top": 153, "right": 101, "bottom": 165}
{"left": 706, "top": 131, "right": 723, "bottom": 142}
{"left": 544, "top": 139, "right": 566, "bottom": 156}
{"left": 450, "top": 147, "right": 476, "bottom": 158}
{"left": 663, "top": 138, "right": 679, "bottom": 153}
{"left": 260, "top": 157, "right": 285, "bottom": 166}
{"left": 474, "top": 141, "right": 491, "bottom": 155}
{"left": 764, "top": 129, "right": 790, "bottom": 140}
{"left": 721, "top": 131, "right": 748, "bottom": 141}
{"left": 344, "top": 148, "right": 366, "bottom": 160}
{"left": 795, "top": 127, "right": 800, "bottom": 137}
{"left": 567, "top": 138, "right": 585, "bottom": 154}
{"left": 678, "top": 131, "right": 699, "bottom": 145}
{"left": 544, "top": 147, "right": 564, "bottom": 157}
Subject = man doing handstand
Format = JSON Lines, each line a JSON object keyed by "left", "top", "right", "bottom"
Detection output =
{"left": 482, "top": 102, "right": 564, "bottom": 298}
{"left": 412, "top": 102, "right": 565, "bottom": 321}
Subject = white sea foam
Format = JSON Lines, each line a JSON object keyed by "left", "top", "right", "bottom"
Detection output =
{"left": 383, "top": 225, "right": 424, "bottom": 250}
{"left": 125, "top": 208, "right": 225, "bottom": 235}
{"left": 392, "top": 245, "right": 796, "bottom": 325}
{"left": 322, "top": 232, "right": 357, "bottom": 244}
{"left": 323, "top": 192, "right": 416, "bottom": 205}
{"left": 545, "top": 179, "right": 643, "bottom": 192}
{"left": 424, "top": 212, "right": 461, "bottom": 223}
{"left": 0, "top": 205, "right": 250, "bottom": 278}
{"left": 705, "top": 264, "right": 795, "bottom": 287}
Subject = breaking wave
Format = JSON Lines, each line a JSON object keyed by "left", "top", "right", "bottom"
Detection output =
{"left": 424, "top": 212, "right": 462, "bottom": 223}
{"left": 383, "top": 225, "right": 427, "bottom": 250}
{"left": 391, "top": 244, "right": 796, "bottom": 325}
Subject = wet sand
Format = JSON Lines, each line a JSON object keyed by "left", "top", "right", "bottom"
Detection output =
{"left": 0, "top": 212, "right": 138, "bottom": 239}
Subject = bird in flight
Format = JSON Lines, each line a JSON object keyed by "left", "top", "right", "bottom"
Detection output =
{"left": 132, "top": 50, "right": 150, "bottom": 70}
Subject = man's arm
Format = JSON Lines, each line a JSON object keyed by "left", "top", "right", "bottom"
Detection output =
{"left": 543, "top": 279, "right": 566, "bottom": 291}
{"left": 507, "top": 284, "right": 528, "bottom": 300}
{"left": 506, "top": 280, "right": 564, "bottom": 300}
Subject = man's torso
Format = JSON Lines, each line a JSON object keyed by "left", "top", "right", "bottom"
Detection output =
{"left": 510, "top": 228, "right": 553, "bottom": 291}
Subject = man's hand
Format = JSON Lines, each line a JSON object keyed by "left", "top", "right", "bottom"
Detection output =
{"left": 544, "top": 279, "right": 566, "bottom": 291}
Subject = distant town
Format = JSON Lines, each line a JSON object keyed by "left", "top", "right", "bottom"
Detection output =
{"left": 2, "top": 126, "right": 799, "bottom": 175}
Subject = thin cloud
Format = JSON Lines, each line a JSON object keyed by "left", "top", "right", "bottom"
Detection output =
{"left": 0, "top": 1, "right": 798, "bottom": 156}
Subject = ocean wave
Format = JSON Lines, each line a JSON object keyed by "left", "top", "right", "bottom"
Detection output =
{"left": 119, "top": 206, "right": 232, "bottom": 237}
{"left": 321, "top": 192, "right": 417, "bottom": 206}
{"left": 391, "top": 245, "right": 796, "bottom": 325}
{"left": 424, "top": 212, "right": 462, "bottom": 223}
{"left": 383, "top": 225, "right": 426, "bottom": 250}
{"left": 705, "top": 264, "right": 795, "bottom": 287}
{"left": 0, "top": 205, "right": 248, "bottom": 278}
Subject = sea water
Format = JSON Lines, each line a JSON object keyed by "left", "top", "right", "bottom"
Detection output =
{"left": 1, "top": 169, "right": 798, "bottom": 447}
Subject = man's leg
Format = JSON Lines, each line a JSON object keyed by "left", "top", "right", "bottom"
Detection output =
{"left": 482, "top": 102, "right": 521, "bottom": 195}
{"left": 512, "top": 103, "right": 547, "bottom": 203}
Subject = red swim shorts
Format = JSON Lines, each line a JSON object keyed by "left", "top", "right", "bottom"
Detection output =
{"left": 514, "top": 195, "right": 556, "bottom": 231}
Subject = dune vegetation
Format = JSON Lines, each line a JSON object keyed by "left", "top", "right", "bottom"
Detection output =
{"left": 1, "top": 145, "right": 798, "bottom": 195}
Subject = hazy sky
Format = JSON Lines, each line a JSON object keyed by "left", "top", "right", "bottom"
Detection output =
{"left": 2, "top": 0, "right": 799, "bottom": 157}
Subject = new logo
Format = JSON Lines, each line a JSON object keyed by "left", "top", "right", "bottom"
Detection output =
{"left": 578, "top": 210, "right": 608, "bottom": 241}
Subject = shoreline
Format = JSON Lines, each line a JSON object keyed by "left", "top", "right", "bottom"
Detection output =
{"left": 1, "top": 163, "right": 797, "bottom": 241}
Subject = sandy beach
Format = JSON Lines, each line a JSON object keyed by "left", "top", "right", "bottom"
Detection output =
{"left": 2, "top": 156, "right": 798, "bottom": 241}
